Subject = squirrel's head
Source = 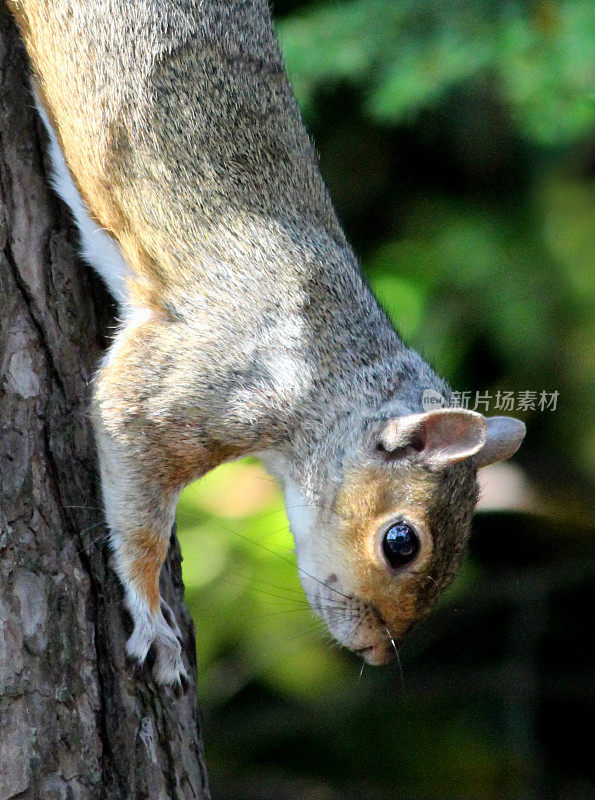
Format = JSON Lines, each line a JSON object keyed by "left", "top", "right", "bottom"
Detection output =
{"left": 275, "top": 408, "right": 525, "bottom": 665}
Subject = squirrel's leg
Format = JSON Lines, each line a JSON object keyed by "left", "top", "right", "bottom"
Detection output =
{"left": 92, "top": 310, "right": 193, "bottom": 686}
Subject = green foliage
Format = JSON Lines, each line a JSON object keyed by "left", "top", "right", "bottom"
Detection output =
{"left": 279, "top": 0, "right": 595, "bottom": 146}
{"left": 367, "top": 189, "right": 572, "bottom": 378}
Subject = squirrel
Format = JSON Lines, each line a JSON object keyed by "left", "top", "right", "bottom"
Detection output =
{"left": 10, "top": 0, "right": 525, "bottom": 686}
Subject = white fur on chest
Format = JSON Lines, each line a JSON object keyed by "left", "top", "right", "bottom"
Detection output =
{"left": 282, "top": 476, "right": 315, "bottom": 549}
{"left": 35, "top": 95, "right": 131, "bottom": 306}
{"left": 258, "top": 452, "right": 314, "bottom": 548}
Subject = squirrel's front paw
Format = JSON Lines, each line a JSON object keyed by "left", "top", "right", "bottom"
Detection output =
{"left": 152, "top": 626, "right": 188, "bottom": 687}
{"left": 126, "top": 605, "right": 188, "bottom": 688}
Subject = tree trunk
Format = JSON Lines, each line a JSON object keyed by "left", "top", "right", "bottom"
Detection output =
{"left": 0, "top": 9, "right": 209, "bottom": 799}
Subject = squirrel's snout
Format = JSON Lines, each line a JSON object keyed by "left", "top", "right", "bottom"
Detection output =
{"left": 355, "top": 642, "right": 395, "bottom": 666}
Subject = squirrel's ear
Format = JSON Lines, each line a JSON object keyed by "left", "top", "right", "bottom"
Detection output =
{"left": 378, "top": 409, "right": 487, "bottom": 471}
{"left": 474, "top": 416, "right": 526, "bottom": 468}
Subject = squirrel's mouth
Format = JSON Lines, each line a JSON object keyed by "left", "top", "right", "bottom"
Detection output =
{"left": 304, "top": 576, "right": 398, "bottom": 665}
{"left": 353, "top": 642, "right": 394, "bottom": 666}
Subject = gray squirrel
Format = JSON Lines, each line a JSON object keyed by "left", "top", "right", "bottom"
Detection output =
{"left": 10, "top": 0, "right": 525, "bottom": 685}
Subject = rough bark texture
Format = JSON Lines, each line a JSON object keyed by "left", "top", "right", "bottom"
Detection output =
{"left": 0, "top": 9, "right": 209, "bottom": 800}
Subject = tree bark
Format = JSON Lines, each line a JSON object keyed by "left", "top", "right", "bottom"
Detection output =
{"left": 0, "top": 9, "right": 209, "bottom": 799}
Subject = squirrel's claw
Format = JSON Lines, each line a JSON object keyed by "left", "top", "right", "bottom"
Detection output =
{"left": 160, "top": 598, "right": 184, "bottom": 642}
{"left": 125, "top": 603, "right": 187, "bottom": 687}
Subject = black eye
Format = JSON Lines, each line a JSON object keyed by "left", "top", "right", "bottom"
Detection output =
{"left": 382, "top": 522, "right": 420, "bottom": 569}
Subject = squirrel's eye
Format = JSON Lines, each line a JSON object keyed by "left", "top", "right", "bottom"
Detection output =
{"left": 382, "top": 522, "right": 420, "bottom": 569}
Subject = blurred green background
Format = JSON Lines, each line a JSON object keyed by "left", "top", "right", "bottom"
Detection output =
{"left": 176, "top": 1, "right": 594, "bottom": 798}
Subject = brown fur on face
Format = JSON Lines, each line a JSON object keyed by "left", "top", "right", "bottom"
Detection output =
{"left": 334, "top": 463, "right": 439, "bottom": 640}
